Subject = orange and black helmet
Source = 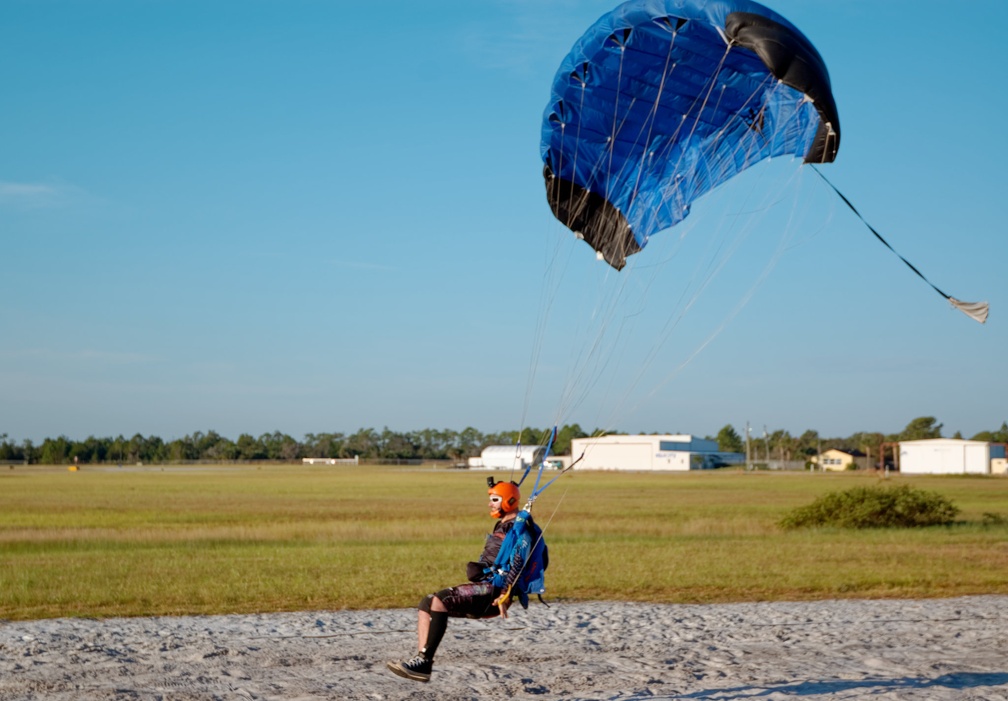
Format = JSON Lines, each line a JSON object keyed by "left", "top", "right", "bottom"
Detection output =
{"left": 487, "top": 477, "right": 521, "bottom": 518}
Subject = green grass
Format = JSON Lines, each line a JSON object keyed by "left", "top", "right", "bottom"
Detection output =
{"left": 2, "top": 465, "right": 1007, "bottom": 620}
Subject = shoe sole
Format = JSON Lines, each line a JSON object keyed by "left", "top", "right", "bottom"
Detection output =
{"left": 386, "top": 660, "right": 431, "bottom": 682}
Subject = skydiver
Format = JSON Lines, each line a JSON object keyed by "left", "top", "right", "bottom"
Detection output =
{"left": 386, "top": 477, "right": 531, "bottom": 683}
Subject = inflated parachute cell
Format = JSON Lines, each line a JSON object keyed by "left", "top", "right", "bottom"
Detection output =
{"left": 542, "top": 0, "right": 840, "bottom": 269}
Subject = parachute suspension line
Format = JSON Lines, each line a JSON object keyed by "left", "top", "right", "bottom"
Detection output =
{"left": 590, "top": 75, "right": 772, "bottom": 410}
{"left": 534, "top": 67, "right": 642, "bottom": 433}
{"left": 544, "top": 45, "right": 777, "bottom": 435}
{"left": 710, "top": 74, "right": 777, "bottom": 173}
{"left": 532, "top": 449, "right": 584, "bottom": 504}
{"left": 551, "top": 249, "right": 648, "bottom": 424}
{"left": 521, "top": 79, "right": 595, "bottom": 459}
{"left": 555, "top": 45, "right": 748, "bottom": 427}
{"left": 589, "top": 78, "right": 815, "bottom": 430}
{"left": 810, "top": 166, "right": 989, "bottom": 324}
{"left": 626, "top": 25, "right": 679, "bottom": 218}
{"left": 624, "top": 164, "right": 811, "bottom": 420}
{"left": 605, "top": 43, "right": 629, "bottom": 206}
{"left": 521, "top": 132, "right": 563, "bottom": 436}
{"left": 660, "top": 44, "right": 734, "bottom": 202}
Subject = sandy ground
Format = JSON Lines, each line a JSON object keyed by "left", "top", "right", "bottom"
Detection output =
{"left": 2, "top": 596, "right": 1007, "bottom": 700}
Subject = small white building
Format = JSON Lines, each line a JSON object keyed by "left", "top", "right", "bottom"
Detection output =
{"left": 569, "top": 434, "right": 741, "bottom": 471}
{"left": 469, "top": 445, "right": 547, "bottom": 472}
{"left": 899, "top": 439, "right": 990, "bottom": 475}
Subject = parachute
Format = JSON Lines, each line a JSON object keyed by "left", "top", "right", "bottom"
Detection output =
{"left": 541, "top": 0, "right": 839, "bottom": 271}
{"left": 541, "top": 0, "right": 987, "bottom": 323}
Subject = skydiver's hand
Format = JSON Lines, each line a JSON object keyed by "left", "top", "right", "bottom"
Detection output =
{"left": 494, "top": 592, "right": 512, "bottom": 619}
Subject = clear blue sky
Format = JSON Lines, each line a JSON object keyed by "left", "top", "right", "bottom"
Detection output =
{"left": 3, "top": 0, "right": 1006, "bottom": 444}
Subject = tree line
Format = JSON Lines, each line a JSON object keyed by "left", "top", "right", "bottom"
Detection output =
{"left": 0, "top": 425, "right": 587, "bottom": 465}
{"left": 1, "top": 417, "right": 1005, "bottom": 466}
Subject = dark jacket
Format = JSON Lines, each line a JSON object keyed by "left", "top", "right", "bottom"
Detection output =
{"left": 465, "top": 518, "right": 514, "bottom": 582}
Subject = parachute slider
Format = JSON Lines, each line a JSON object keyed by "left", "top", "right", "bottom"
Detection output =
{"left": 949, "top": 298, "right": 989, "bottom": 325}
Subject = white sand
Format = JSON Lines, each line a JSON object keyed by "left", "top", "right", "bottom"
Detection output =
{"left": 2, "top": 596, "right": 1007, "bottom": 700}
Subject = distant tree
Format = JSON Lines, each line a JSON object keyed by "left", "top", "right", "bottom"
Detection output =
{"left": 716, "top": 425, "right": 744, "bottom": 453}
{"left": 126, "top": 433, "right": 145, "bottom": 463}
{"left": 518, "top": 426, "right": 549, "bottom": 447}
{"left": 0, "top": 433, "right": 15, "bottom": 461}
{"left": 196, "top": 430, "right": 234, "bottom": 460}
{"left": 23, "top": 439, "right": 36, "bottom": 464}
{"left": 899, "top": 416, "right": 943, "bottom": 441}
{"left": 769, "top": 429, "right": 795, "bottom": 462}
{"left": 166, "top": 435, "right": 195, "bottom": 462}
{"left": 304, "top": 432, "right": 346, "bottom": 459}
{"left": 345, "top": 428, "right": 379, "bottom": 459}
{"left": 207, "top": 437, "right": 238, "bottom": 461}
{"left": 257, "top": 431, "right": 300, "bottom": 461}
{"left": 971, "top": 422, "right": 1008, "bottom": 443}
{"left": 109, "top": 435, "right": 127, "bottom": 464}
{"left": 849, "top": 431, "right": 885, "bottom": 467}
{"left": 554, "top": 423, "right": 588, "bottom": 456}
{"left": 138, "top": 435, "right": 165, "bottom": 463}
{"left": 379, "top": 427, "right": 419, "bottom": 460}
{"left": 236, "top": 433, "right": 265, "bottom": 460}
{"left": 795, "top": 430, "right": 820, "bottom": 458}
{"left": 411, "top": 428, "right": 449, "bottom": 460}
{"left": 39, "top": 435, "right": 71, "bottom": 464}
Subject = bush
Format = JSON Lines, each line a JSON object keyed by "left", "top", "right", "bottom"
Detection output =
{"left": 780, "top": 484, "right": 959, "bottom": 530}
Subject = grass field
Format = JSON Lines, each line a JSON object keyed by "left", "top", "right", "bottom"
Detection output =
{"left": 2, "top": 465, "right": 1007, "bottom": 621}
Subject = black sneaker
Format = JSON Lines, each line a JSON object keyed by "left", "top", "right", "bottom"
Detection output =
{"left": 386, "top": 653, "right": 432, "bottom": 682}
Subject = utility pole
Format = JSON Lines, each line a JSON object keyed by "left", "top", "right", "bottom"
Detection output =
{"left": 745, "top": 421, "right": 752, "bottom": 471}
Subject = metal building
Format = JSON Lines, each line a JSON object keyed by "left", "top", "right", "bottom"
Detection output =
{"left": 569, "top": 434, "right": 742, "bottom": 471}
{"left": 469, "top": 445, "right": 547, "bottom": 472}
{"left": 898, "top": 439, "right": 992, "bottom": 475}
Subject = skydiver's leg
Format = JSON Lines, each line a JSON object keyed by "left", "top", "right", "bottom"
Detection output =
{"left": 388, "top": 584, "right": 494, "bottom": 681}
{"left": 417, "top": 592, "right": 449, "bottom": 660}
{"left": 415, "top": 593, "right": 448, "bottom": 657}
{"left": 416, "top": 609, "right": 429, "bottom": 652}
{"left": 388, "top": 594, "right": 440, "bottom": 682}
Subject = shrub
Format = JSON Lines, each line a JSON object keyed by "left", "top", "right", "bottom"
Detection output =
{"left": 780, "top": 484, "right": 959, "bottom": 530}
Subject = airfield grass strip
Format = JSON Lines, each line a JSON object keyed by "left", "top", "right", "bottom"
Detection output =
{"left": 1, "top": 466, "right": 1007, "bottom": 620}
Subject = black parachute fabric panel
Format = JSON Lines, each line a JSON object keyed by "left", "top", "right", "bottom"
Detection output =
{"left": 725, "top": 12, "right": 840, "bottom": 163}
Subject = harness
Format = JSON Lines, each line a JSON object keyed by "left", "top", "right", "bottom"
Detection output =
{"left": 490, "top": 509, "right": 549, "bottom": 608}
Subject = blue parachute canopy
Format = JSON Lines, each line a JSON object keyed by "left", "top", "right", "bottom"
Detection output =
{"left": 542, "top": 0, "right": 840, "bottom": 269}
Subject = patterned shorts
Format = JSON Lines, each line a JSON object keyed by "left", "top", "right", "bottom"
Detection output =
{"left": 422, "top": 581, "right": 499, "bottom": 619}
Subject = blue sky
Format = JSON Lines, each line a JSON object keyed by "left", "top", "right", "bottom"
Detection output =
{"left": 3, "top": 0, "right": 1006, "bottom": 444}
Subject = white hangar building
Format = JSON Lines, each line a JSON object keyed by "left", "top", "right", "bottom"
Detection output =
{"left": 469, "top": 445, "right": 547, "bottom": 472}
{"left": 898, "top": 438, "right": 997, "bottom": 475}
{"left": 569, "top": 434, "right": 742, "bottom": 471}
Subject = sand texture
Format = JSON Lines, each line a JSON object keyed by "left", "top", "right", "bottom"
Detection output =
{"left": 2, "top": 596, "right": 1007, "bottom": 700}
